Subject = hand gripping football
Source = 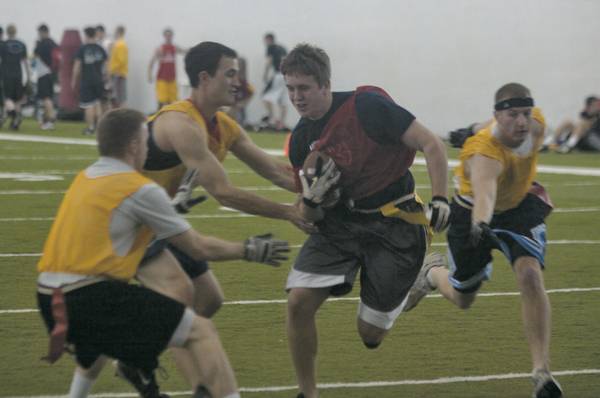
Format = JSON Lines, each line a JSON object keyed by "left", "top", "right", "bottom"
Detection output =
{"left": 301, "top": 151, "right": 342, "bottom": 208}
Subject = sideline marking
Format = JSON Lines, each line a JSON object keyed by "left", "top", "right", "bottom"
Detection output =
{"left": 3, "top": 287, "right": 599, "bottom": 314}
{"left": 4, "top": 368, "right": 599, "bottom": 397}
{"left": 3, "top": 133, "right": 600, "bottom": 176}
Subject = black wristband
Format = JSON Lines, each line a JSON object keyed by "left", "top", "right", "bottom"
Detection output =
{"left": 431, "top": 196, "right": 448, "bottom": 204}
{"left": 303, "top": 197, "right": 320, "bottom": 208}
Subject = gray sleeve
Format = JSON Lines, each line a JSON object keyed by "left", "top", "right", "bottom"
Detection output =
{"left": 129, "top": 183, "right": 191, "bottom": 240}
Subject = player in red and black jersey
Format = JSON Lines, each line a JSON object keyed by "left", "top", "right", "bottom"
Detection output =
{"left": 282, "top": 43, "right": 450, "bottom": 398}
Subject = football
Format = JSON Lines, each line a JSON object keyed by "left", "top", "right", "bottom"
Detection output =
{"left": 302, "top": 151, "right": 342, "bottom": 208}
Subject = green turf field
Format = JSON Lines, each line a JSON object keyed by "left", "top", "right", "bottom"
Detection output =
{"left": 1, "top": 119, "right": 599, "bottom": 397}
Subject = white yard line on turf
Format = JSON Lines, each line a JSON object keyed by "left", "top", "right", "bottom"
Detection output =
{"left": 3, "top": 368, "right": 599, "bottom": 397}
{"left": 1, "top": 207, "right": 600, "bottom": 223}
{"left": 1, "top": 240, "right": 599, "bottom": 259}
{"left": 3, "top": 132, "right": 600, "bottom": 176}
{"left": 2, "top": 287, "right": 599, "bottom": 314}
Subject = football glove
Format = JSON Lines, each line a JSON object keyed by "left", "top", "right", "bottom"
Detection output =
{"left": 244, "top": 233, "right": 290, "bottom": 266}
{"left": 448, "top": 123, "right": 476, "bottom": 148}
{"left": 171, "top": 169, "right": 207, "bottom": 214}
{"left": 299, "top": 157, "right": 341, "bottom": 208}
{"left": 469, "top": 221, "right": 503, "bottom": 249}
{"left": 427, "top": 196, "right": 450, "bottom": 232}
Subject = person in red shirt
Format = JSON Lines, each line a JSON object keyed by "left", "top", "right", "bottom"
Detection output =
{"left": 148, "top": 28, "right": 186, "bottom": 110}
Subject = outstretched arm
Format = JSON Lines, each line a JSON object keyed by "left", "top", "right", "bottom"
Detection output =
{"left": 230, "top": 128, "right": 297, "bottom": 192}
{"left": 155, "top": 113, "right": 305, "bottom": 226}
{"left": 467, "top": 154, "right": 502, "bottom": 225}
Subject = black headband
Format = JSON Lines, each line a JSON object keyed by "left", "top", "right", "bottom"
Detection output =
{"left": 494, "top": 97, "right": 535, "bottom": 111}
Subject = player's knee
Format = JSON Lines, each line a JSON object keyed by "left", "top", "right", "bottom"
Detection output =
{"left": 287, "top": 289, "right": 320, "bottom": 321}
{"left": 516, "top": 263, "right": 544, "bottom": 293}
{"left": 195, "top": 294, "right": 223, "bottom": 319}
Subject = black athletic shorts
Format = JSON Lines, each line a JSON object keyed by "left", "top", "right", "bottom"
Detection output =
{"left": 37, "top": 74, "right": 54, "bottom": 99}
{"left": 141, "top": 239, "right": 210, "bottom": 279}
{"left": 447, "top": 193, "right": 552, "bottom": 293}
{"left": 287, "top": 206, "right": 427, "bottom": 314}
{"left": 37, "top": 280, "right": 185, "bottom": 371}
{"left": 79, "top": 80, "right": 104, "bottom": 107}
{"left": 2, "top": 76, "right": 24, "bottom": 101}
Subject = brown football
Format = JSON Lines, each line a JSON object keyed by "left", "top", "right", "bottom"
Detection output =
{"left": 302, "top": 151, "right": 341, "bottom": 208}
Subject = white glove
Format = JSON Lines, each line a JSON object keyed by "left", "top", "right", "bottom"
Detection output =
{"left": 427, "top": 196, "right": 450, "bottom": 232}
{"left": 299, "top": 158, "right": 341, "bottom": 208}
{"left": 171, "top": 169, "right": 207, "bottom": 214}
{"left": 244, "top": 233, "right": 290, "bottom": 266}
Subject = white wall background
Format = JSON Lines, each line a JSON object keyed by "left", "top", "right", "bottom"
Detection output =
{"left": 2, "top": 0, "right": 598, "bottom": 135}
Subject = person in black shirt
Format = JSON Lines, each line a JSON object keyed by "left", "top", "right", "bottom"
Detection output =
{"left": 261, "top": 32, "right": 288, "bottom": 130}
{"left": 72, "top": 26, "right": 107, "bottom": 135}
{"left": 0, "top": 24, "right": 31, "bottom": 130}
{"left": 34, "top": 24, "right": 58, "bottom": 130}
{"left": 0, "top": 26, "right": 4, "bottom": 127}
{"left": 281, "top": 44, "right": 450, "bottom": 398}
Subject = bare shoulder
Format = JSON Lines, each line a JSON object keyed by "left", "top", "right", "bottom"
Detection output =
{"left": 153, "top": 112, "right": 206, "bottom": 151}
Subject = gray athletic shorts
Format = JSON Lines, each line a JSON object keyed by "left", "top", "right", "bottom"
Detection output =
{"left": 286, "top": 212, "right": 427, "bottom": 330}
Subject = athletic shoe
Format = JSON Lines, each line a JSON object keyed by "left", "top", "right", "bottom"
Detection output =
{"left": 41, "top": 122, "right": 55, "bottom": 131}
{"left": 115, "top": 361, "right": 170, "bottom": 398}
{"left": 192, "top": 386, "right": 211, "bottom": 398}
{"left": 82, "top": 127, "right": 95, "bottom": 135}
{"left": 555, "top": 144, "right": 572, "bottom": 154}
{"left": 403, "top": 252, "right": 446, "bottom": 312}
{"left": 295, "top": 394, "right": 305, "bottom": 398}
{"left": 532, "top": 369, "right": 563, "bottom": 398}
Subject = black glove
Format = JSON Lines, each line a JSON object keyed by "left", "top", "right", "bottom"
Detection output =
{"left": 469, "top": 222, "right": 502, "bottom": 249}
{"left": 448, "top": 123, "right": 476, "bottom": 148}
{"left": 428, "top": 196, "right": 450, "bottom": 232}
{"left": 244, "top": 233, "right": 290, "bottom": 266}
{"left": 171, "top": 169, "right": 207, "bottom": 214}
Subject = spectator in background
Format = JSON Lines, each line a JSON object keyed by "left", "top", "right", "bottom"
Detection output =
{"left": 0, "top": 24, "right": 31, "bottom": 131}
{"left": 108, "top": 26, "right": 128, "bottom": 108}
{"left": 0, "top": 26, "right": 5, "bottom": 127}
{"left": 541, "top": 96, "right": 600, "bottom": 153}
{"left": 226, "top": 56, "right": 254, "bottom": 127}
{"left": 261, "top": 32, "right": 287, "bottom": 131}
{"left": 34, "top": 23, "right": 58, "bottom": 130}
{"left": 95, "top": 25, "right": 112, "bottom": 113}
{"left": 148, "top": 28, "right": 186, "bottom": 110}
{"left": 72, "top": 26, "right": 107, "bottom": 135}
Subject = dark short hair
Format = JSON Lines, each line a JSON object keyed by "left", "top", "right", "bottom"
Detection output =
{"left": 585, "top": 96, "right": 598, "bottom": 107}
{"left": 38, "top": 24, "right": 49, "bottom": 33}
{"left": 185, "top": 42, "right": 237, "bottom": 88}
{"left": 494, "top": 82, "right": 531, "bottom": 103}
{"left": 97, "top": 109, "right": 146, "bottom": 158}
{"left": 264, "top": 32, "right": 275, "bottom": 41}
{"left": 0, "top": 27, "right": 4, "bottom": 35}
{"left": 116, "top": 25, "right": 125, "bottom": 35}
{"left": 281, "top": 43, "right": 331, "bottom": 88}
{"left": 84, "top": 26, "right": 96, "bottom": 39}
{"left": 95, "top": 24, "right": 105, "bottom": 33}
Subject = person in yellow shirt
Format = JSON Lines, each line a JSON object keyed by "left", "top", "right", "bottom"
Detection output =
{"left": 38, "top": 108, "right": 289, "bottom": 398}
{"left": 108, "top": 25, "right": 127, "bottom": 108}
{"left": 405, "top": 83, "right": 563, "bottom": 398}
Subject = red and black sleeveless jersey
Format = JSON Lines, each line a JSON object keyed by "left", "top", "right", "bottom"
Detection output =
{"left": 289, "top": 86, "right": 417, "bottom": 209}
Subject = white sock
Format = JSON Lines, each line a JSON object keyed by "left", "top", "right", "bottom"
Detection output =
{"left": 566, "top": 135, "right": 578, "bottom": 148}
{"left": 224, "top": 393, "right": 241, "bottom": 398}
{"left": 68, "top": 370, "right": 94, "bottom": 398}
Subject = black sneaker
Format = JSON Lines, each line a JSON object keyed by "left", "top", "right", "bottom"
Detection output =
{"left": 532, "top": 369, "right": 563, "bottom": 398}
{"left": 115, "top": 361, "right": 170, "bottom": 398}
{"left": 193, "top": 386, "right": 211, "bottom": 398}
{"left": 296, "top": 394, "right": 305, "bottom": 398}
